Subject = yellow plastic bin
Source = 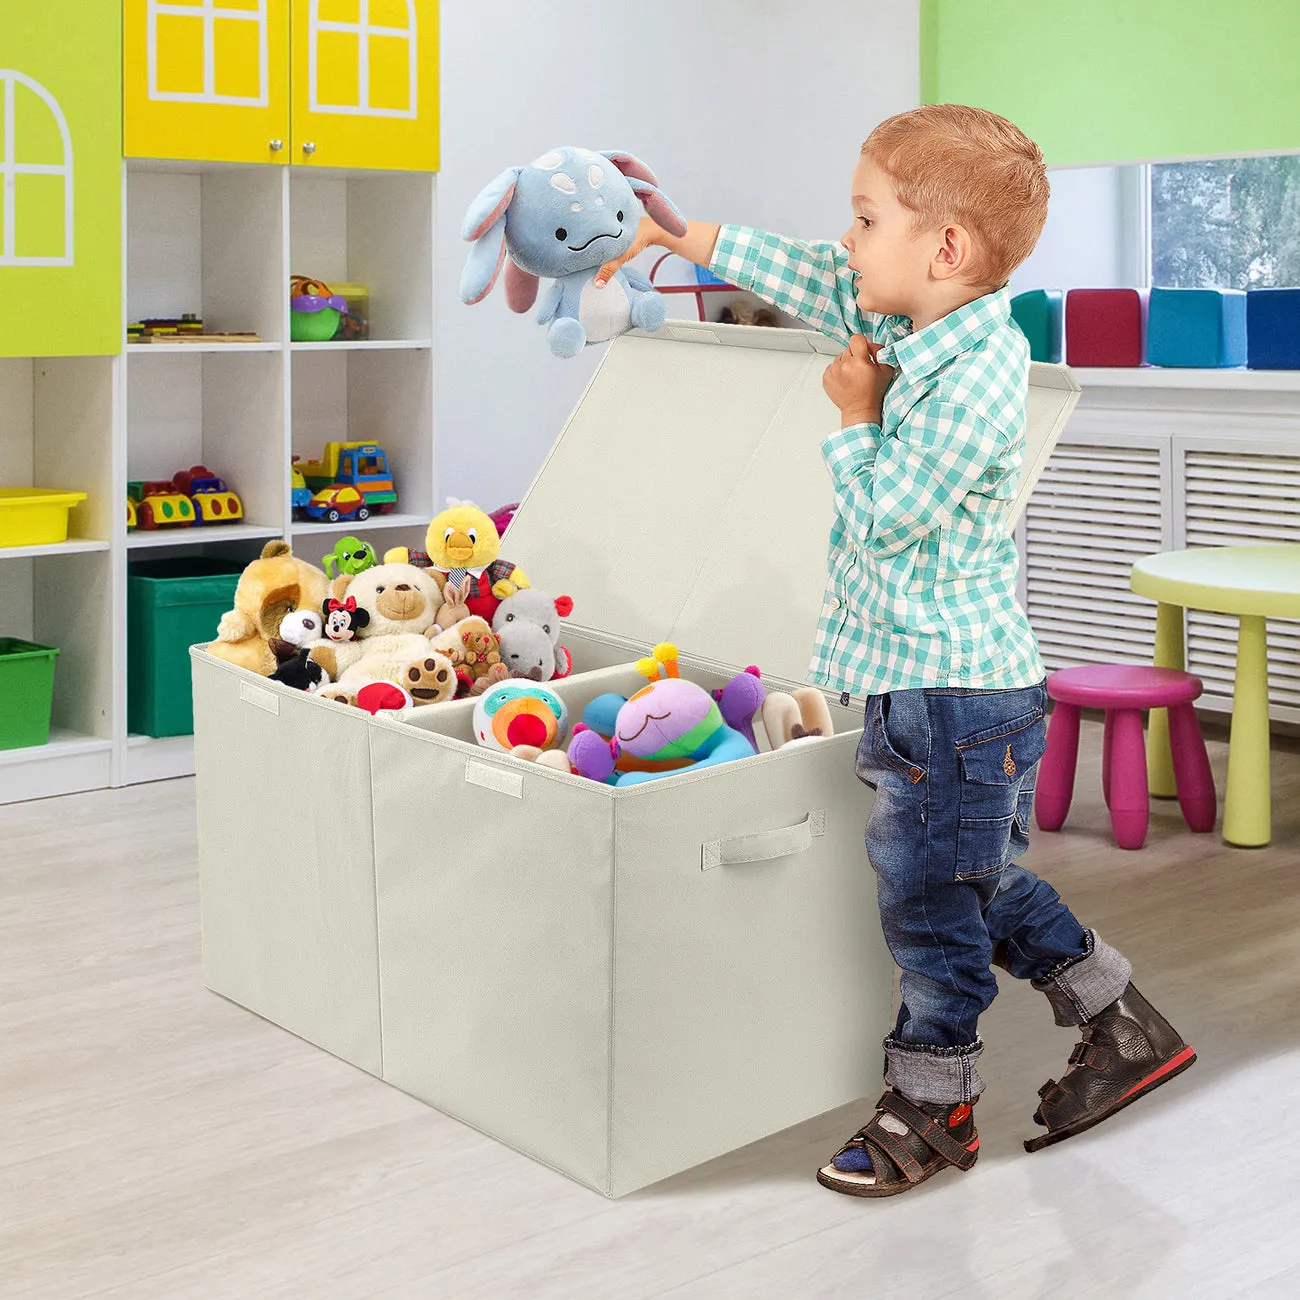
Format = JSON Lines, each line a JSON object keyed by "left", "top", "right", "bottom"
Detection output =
{"left": 0, "top": 489, "right": 89, "bottom": 548}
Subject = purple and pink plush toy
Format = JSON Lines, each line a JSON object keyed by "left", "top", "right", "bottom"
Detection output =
{"left": 567, "top": 644, "right": 763, "bottom": 787}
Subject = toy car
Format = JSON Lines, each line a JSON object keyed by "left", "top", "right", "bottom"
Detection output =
{"left": 133, "top": 481, "right": 195, "bottom": 529}
{"left": 306, "top": 485, "right": 369, "bottom": 523}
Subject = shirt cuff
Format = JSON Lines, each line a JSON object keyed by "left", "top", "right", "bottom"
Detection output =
{"left": 709, "top": 224, "right": 760, "bottom": 289}
{"left": 821, "top": 423, "right": 882, "bottom": 483}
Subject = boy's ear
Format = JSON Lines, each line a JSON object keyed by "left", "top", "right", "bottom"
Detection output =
{"left": 931, "top": 222, "right": 973, "bottom": 282}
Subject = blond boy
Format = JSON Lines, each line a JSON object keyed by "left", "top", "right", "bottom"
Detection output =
{"left": 598, "top": 104, "right": 1196, "bottom": 1198}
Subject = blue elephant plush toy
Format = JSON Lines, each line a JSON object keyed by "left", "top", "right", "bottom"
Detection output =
{"left": 459, "top": 147, "right": 689, "bottom": 358}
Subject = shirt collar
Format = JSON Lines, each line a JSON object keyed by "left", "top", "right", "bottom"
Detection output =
{"left": 876, "top": 288, "right": 1011, "bottom": 383}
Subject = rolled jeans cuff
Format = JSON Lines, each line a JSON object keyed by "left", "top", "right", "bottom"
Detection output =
{"left": 882, "top": 1036, "right": 985, "bottom": 1105}
{"left": 1031, "top": 929, "right": 1133, "bottom": 1026}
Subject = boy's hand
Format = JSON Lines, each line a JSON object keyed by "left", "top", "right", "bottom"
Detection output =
{"left": 823, "top": 334, "right": 893, "bottom": 428}
{"left": 595, "top": 216, "right": 670, "bottom": 288}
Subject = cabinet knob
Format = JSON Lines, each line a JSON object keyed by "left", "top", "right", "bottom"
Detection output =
{"left": 269, "top": 139, "right": 283, "bottom": 152}
{"left": 302, "top": 142, "right": 317, "bottom": 156}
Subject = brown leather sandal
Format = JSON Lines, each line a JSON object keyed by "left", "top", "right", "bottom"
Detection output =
{"left": 817, "top": 1091, "right": 979, "bottom": 1198}
{"left": 1025, "top": 982, "right": 1196, "bottom": 1153}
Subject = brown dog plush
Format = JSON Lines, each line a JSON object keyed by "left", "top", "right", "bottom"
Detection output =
{"left": 206, "top": 540, "right": 330, "bottom": 677}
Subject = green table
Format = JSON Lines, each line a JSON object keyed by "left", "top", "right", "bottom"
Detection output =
{"left": 1131, "top": 545, "right": 1300, "bottom": 847}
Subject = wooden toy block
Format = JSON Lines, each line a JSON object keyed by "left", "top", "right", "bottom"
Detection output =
{"left": 1010, "top": 289, "right": 1063, "bottom": 362}
{"left": 1065, "top": 288, "right": 1147, "bottom": 367}
{"left": 1246, "top": 288, "right": 1300, "bottom": 369}
{"left": 1147, "top": 287, "right": 1246, "bottom": 368}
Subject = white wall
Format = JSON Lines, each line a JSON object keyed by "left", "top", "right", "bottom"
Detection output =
{"left": 435, "top": 0, "right": 921, "bottom": 510}
{"left": 1010, "top": 166, "right": 1139, "bottom": 295}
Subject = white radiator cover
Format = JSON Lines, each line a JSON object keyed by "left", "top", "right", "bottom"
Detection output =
{"left": 1017, "top": 398, "right": 1300, "bottom": 727}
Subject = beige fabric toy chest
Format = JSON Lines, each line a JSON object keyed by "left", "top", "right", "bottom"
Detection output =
{"left": 191, "top": 321, "right": 1080, "bottom": 1197}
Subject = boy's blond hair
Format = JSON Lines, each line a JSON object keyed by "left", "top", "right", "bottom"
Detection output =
{"left": 863, "top": 103, "right": 1049, "bottom": 289}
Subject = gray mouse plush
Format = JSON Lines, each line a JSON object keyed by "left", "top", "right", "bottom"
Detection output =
{"left": 492, "top": 589, "right": 573, "bottom": 681}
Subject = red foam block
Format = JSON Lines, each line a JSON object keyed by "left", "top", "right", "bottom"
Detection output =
{"left": 1065, "top": 289, "right": 1148, "bottom": 367}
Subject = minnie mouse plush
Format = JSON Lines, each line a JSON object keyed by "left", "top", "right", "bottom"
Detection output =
{"left": 323, "top": 595, "right": 369, "bottom": 642}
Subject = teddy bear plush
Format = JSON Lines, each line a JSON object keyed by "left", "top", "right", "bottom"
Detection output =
{"left": 306, "top": 562, "right": 443, "bottom": 684}
{"left": 427, "top": 615, "right": 509, "bottom": 697}
{"left": 322, "top": 649, "right": 459, "bottom": 710}
{"left": 206, "top": 540, "right": 330, "bottom": 678}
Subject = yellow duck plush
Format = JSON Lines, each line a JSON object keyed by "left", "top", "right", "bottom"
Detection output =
{"left": 385, "top": 500, "right": 528, "bottom": 624}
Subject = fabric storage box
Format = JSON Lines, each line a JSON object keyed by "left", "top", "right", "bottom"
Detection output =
{"left": 191, "top": 629, "right": 635, "bottom": 1077}
{"left": 1146, "top": 286, "right": 1246, "bottom": 367}
{"left": 191, "top": 322, "right": 1081, "bottom": 1196}
{"left": 1011, "top": 289, "right": 1063, "bottom": 362}
{"left": 1246, "top": 287, "right": 1300, "bottom": 369}
{"left": 129, "top": 558, "right": 243, "bottom": 737}
{"left": 1065, "top": 288, "right": 1148, "bottom": 366}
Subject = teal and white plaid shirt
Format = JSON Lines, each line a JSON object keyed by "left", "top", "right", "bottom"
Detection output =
{"left": 710, "top": 226, "right": 1046, "bottom": 697}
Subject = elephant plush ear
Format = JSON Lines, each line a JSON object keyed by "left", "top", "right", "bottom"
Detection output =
{"left": 460, "top": 166, "right": 521, "bottom": 304}
{"left": 602, "top": 152, "right": 689, "bottom": 237}
{"left": 505, "top": 258, "right": 540, "bottom": 313}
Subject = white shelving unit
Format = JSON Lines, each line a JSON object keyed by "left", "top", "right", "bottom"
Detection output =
{"left": 1, "top": 161, "right": 436, "bottom": 802}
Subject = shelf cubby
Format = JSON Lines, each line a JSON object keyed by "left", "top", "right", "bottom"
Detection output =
{"left": 0, "top": 355, "right": 117, "bottom": 550}
{"left": 125, "top": 349, "right": 287, "bottom": 541}
{"left": 126, "top": 164, "right": 287, "bottom": 344}
{"left": 0, "top": 550, "right": 115, "bottom": 803}
{"left": 289, "top": 170, "right": 434, "bottom": 345}
{"left": 290, "top": 347, "right": 434, "bottom": 525}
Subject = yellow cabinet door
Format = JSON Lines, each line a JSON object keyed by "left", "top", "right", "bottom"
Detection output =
{"left": 291, "top": 0, "right": 439, "bottom": 171}
{"left": 2, "top": 2, "right": 121, "bottom": 356}
{"left": 124, "top": 0, "right": 290, "bottom": 164}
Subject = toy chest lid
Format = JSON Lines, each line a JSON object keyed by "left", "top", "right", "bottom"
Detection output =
{"left": 503, "top": 321, "right": 1080, "bottom": 689}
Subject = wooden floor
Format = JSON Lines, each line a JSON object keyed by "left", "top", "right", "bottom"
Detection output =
{"left": 3, "top": 720, "right": 1300, "bottom": 1299}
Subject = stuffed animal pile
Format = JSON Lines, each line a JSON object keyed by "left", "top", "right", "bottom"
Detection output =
{"left": 492, "top": 643, "right": 835, "bottom": 785}
{"left": 207, "top": 500, "right": 574, "bottom": 716}
{"left": 206, "top": 533, "right": 835, "bottom": 781}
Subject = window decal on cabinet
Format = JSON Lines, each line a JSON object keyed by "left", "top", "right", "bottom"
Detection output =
{"left": 309, "top": 0, "right": 418, "bottom": 120}
{"left": 0, "top": 70, "right": 74, "bottom": 268}
{"left": 147, "top": 0, "right": 270, "bottom": 107}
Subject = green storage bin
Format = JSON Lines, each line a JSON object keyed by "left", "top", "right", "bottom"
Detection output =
{"left": 128, "top": 559, "right": 243, "bottom": 738}
{"left": 0, "top": 638, "right": 59, "bottom": 750}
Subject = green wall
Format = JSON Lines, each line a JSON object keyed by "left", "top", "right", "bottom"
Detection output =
{"left": 921, "top": 1, "right": 1300, "bottom": 167}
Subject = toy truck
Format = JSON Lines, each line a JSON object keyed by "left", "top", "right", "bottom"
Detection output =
{"left": 297, "top": 441, "right": 396, "bottom": 524}
{"left": 290, "top": 461, "right": 313, "bottom": 518}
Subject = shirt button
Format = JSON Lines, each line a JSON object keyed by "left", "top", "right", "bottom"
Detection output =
{"left": 829, "top": 598, "right": 841, "bottom": 610}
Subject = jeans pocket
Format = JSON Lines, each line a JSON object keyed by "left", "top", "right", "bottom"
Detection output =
{"left": 954, "top": 711, "right": 1047, "bottom": 881}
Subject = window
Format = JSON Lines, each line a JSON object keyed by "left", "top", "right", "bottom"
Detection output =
{"left": 309, "top": 0, "right": 418, "bottom": 120}
{"left": 1149, "top": 155, "right": 1300, "bottom": 289}
{"left": 147, "top": 0, "right": 270, "bottom": 107}
{"left": 0, "top": 70, "right": 74, "bottom": 268}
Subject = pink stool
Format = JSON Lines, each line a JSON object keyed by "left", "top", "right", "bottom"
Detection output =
{"left": 1036, "top": 665, "right": 1216, "bottom": 850}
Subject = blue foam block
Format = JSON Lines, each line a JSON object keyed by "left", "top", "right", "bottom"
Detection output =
{"left": 1147, "top": 287, "right": 1247, "bottom": 368}
{"left": 1247, "top": 288, "right": 1300, "bottom": 369}
{"left": 1010, "top": 289, "right": 1063, "bottom": 363}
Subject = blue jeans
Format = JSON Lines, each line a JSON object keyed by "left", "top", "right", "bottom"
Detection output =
{"left": 857, "top": 683, "right": 1132, "bottom": 1104}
